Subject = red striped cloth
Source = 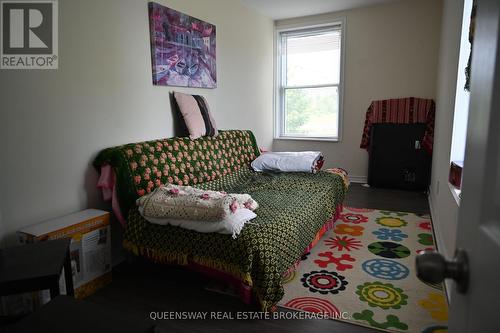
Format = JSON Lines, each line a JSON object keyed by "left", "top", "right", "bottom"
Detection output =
{"left": 360, "top": 97, "right": 435, "bottom": 153}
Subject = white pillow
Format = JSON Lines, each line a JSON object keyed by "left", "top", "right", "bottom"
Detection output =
{"left": 251, "top": 151, "right": 323, "bottom": 173}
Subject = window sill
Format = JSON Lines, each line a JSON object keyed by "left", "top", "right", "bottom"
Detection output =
{"left": 448, "top": 182, "right": 461, "bottom": 206}
{"left": 274, "top": 136, "right": 340, "bottom": 142}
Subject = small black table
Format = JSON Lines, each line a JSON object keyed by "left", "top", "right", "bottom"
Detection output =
{"left": 0, "top": 238, "right": 74, "bottom": 299}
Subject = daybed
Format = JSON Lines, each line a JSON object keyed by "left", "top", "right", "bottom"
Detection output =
{"left": 93, "top": 130, "right": 348, "bottom": 310}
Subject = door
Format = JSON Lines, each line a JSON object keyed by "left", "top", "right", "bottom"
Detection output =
{"left": 443, "top": 0, "right": 500, "bottom": 331}
{"left": 417, "top": 0, "right": 500, "bottom": 331}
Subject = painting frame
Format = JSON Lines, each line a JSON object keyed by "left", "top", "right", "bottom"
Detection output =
{"left": 148, "top": 2, "right": 217, "bottom": 88}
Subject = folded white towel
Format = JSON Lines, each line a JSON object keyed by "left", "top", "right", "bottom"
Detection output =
{"left": 139, "top": 206, "right": 256, "bottom": 239}
{"left": 251, "top": 151, "right": 323, "bottom": 173}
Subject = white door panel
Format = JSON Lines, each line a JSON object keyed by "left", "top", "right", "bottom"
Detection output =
{"left": 418, "top": 0, "right": 500, "bottom": 331}
{"left": 450, "top": 0, "right": 500, "bottom": 331}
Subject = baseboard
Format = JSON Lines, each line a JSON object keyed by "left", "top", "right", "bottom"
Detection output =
{"left": 427, "top": 190, "right": 453, "bottom": 302}
{"left": 349, "top": 175, "right": 368, "bottom": 184}
{"left": 427, "top": 190, "right": 449, "bottom": 256}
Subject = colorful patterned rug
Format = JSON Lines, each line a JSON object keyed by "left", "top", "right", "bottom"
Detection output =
{"left": 279, "top": 207, "right": 449, "bottom": 333}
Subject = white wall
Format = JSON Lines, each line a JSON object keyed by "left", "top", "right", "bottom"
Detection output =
{"left": 0, "top": 0, "right": 274, "bottom": 247}
{"left": 428, "top": 0, "right": 464, "bottom": 263}
{"left": 273, "top": 0, "right": 442, "bottom": 182}
{"left": 0, "top": 209, "right": 4, "bottom": 245}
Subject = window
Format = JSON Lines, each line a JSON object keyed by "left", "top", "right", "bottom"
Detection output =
{"left": 449, "top": 0, "right": 474, "bottom": 204}
{"left": 275, "top": 22, "right": 344, "bottom": 141}
{"left": 450, "top": 0, "right": 473, "bottom": 164}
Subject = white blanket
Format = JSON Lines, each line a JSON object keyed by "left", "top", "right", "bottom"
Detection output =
{"left": 251, "top": 151, "right": 323, "bottom": 173}
{"left": 137, "top": 184, "right": 258, "bottom": 222}
{"left": 139, "top": 206, "right": 256, "bottom": 239}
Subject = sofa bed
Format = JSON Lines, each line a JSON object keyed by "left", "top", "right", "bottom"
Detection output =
{"left": 93, "top": 130, "right": 348, "bottom": 310}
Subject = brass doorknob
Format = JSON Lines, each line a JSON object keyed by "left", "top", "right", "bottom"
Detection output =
{"left": 416, "top": 248, "right": 469, "bottom": 293}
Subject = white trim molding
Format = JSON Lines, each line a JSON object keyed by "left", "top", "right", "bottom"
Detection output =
{"left": 349, "top": 175, "right": 368, "bottom": 184}
{"left": 427, "top": 190, "right": 452, "bottom": 302}
{"left": 274, "top": 18, "right": 346, "bottom": 142}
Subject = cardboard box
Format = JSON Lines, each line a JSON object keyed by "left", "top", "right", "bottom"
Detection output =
{"left": 18, "top": 209, "right": 112, "bottom": 300}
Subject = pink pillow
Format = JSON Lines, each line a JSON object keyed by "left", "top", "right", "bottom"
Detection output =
{"left": 173, "top": 92, "right": 218, "bottom": 139}
{"left": 174, "top": 92, "right": 206, "bottom": 139}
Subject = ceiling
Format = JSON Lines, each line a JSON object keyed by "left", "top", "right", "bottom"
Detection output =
{"left": 239, "top": 0, "right": 401, "bottom": 20}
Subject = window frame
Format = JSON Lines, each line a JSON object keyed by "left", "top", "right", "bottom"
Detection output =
{"left": 274, "top": 19, "right": 346, "bottom": 142}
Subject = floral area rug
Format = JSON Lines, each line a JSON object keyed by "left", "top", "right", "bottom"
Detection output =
{"left": 279, "top": 207, "right": 449, "bottom": 333}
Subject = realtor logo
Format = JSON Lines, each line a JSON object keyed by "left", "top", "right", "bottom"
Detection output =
{"left": 1, "top": 0, "right": 58, "bottom": 69}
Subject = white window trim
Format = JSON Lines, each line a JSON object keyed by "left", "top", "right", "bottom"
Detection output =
{"left": 274, "top": 18, "right": 346, "bottom": 142}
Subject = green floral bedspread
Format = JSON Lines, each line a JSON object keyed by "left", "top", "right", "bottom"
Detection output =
{"left": 93, "top": 130, "right": 347, "bottom": 310}
{"left": 124, "top": 168, "right": 347, "bottom": 310}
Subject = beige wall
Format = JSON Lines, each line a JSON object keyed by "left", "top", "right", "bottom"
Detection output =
{"left": 0, "top": 0, "right": 274, "bottom": 246}
{"left": 429, "top": 0, "right": 464, "bottom": 264}
{"left": 274, "top": 0, "right": 443, "bottom": 182}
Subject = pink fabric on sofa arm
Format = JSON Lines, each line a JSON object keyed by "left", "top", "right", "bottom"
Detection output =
{"left": 97, "top": 165, "right": 126, "bottom": 226}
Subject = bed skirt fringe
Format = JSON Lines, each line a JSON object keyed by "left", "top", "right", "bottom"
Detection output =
{"left": 122, "top": 203, "right": 343, "bottom": 312}
{"left": 122, "top": 239, "right": 253, "bottom": 288}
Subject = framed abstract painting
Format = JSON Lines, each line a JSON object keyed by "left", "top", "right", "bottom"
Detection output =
{"left": 148, "top": 2, "right": 217, "bottom": 88}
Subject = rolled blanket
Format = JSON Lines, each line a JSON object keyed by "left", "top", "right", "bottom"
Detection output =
{"left": 251, "top": 151, "right": 324, "bottom": 173}
{"left": 137, "top": 184, "right": 258, "bottom": 222}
